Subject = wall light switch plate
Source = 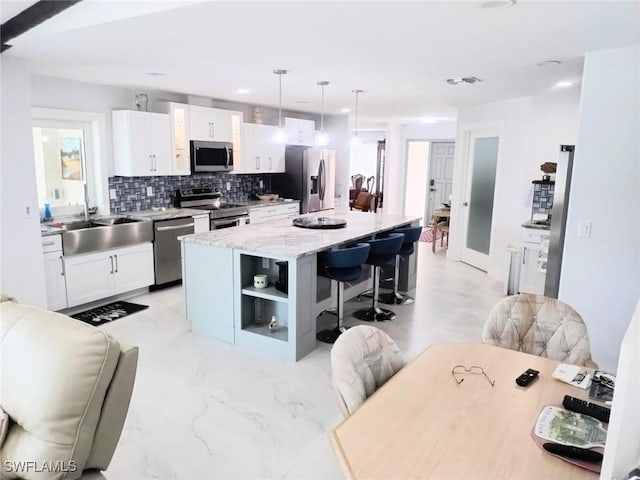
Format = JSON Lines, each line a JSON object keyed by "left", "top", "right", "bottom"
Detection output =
{"left": 578, "top": 221, "right": 592, "bottom": 238}
{"left": 226, "top": 182, "right": 231, "bottom": 191}
{"left": 109, "top": 188, "right": 117, "bottom": 200}
{"left": 146, "top": 186, "right": 153, "bottom": 197}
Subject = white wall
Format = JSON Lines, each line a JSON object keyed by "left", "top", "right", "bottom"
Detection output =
{"left": 404, "top": 141, "right": 430, "bottom": 221}
{"left": 325, "top": 115, "right": 351, "bottom": 211}
{"left": 559, "top": 46, "right": 640, "bottom": 372}
{"left": 0, "top": 57, "right": 46, "bottom": 307}
{"left": 449, "top": 90, "right": 580, "bottom": 281}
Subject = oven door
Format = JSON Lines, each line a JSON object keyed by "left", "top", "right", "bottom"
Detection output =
{"left": 210, "top": 216, "right": 248, "bottom": 230}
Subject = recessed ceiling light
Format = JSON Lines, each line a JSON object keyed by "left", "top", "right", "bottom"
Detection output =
{"left": 341, "top": 108, "right": 350, "bottom": 113}
{"left": 236, "top": 88, "right": 250, "bottom": 94}
{"left": 537, "top": 60, "right": 562, "bottom": 67}
{"left": 555, "top": 81, "right": 574, "bottom": 88}
{"left": 421, "top": 117, "right": 437, "bottom": 124}
{"left": 295, "top": 100, "right": 310, "bottom": 104}
{"left": 146, "top": 72, "right": 166, "bottom": 77}
{"left": 480, "top": 0, "right": 516, "bottom": 8}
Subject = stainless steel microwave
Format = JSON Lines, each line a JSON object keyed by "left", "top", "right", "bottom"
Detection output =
{"left": 190, "top": 140, "right": 233, "bottom": 173}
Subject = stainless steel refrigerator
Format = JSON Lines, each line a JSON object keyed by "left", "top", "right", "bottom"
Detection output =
{"left": 544, "top": 144, "right": 575, "bottom": 298}
{"left": 272, "top": 146, "right": 335, "bottom": 214}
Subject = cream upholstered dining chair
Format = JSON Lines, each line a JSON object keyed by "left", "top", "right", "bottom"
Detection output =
{"left": 330, "top": 325, "right": 406, "bottom": 417}
{"left": 482, "top": 294, "right": 597, "bottom": 368}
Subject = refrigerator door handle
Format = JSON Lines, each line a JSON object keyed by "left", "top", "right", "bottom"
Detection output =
{"left": 318, "top": 159, "right": 325, "bottom": 201}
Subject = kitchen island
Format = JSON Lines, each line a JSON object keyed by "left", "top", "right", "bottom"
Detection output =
{"left": 180, "top": 211, "right": 421, "bottom": 361}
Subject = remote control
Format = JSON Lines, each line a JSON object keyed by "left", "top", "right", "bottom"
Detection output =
{"left": 516, "top": 368, "right": 539, "bottom": 387}
{"left": 542, "top": 443, "right": 603, "bottom": 462}
{"left": 562, "top": 395, "right": 611, "bottom": 423}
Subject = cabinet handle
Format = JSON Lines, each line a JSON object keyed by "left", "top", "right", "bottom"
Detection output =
{"left": 269, "top": 156, "right": 272, "bottom": 170}
{"left": 110, "top": 255, "right": 114, "bottom": 274}
{"left": 150, "top": 155, "right": 154, "bottom": 171}
{"left": 211, "top": 122, "right": 214, "bottom": 138}
{"left": 42, "top": 241, "right": 55, "bottom": 246}
{"left": 256, "top": 156, "right": 260, "bottom": 170}
{"left": 114, "top": 254, "right": 118, "bottom": 273}
{"left": 60, "top": 255, "right": 65, "bottom": 276}
{"left": 154, "top": 154, "right": 157, "bottom": 171}
{"left": 522, "top": 246, "right": 527, "bottom": 264}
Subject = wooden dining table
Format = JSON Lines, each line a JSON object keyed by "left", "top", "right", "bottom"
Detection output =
{"left": 431, "top": 208, "right": 450, "bottom": 253}
{"left": 330, "top": 343, "right": 598, "bottom": 480}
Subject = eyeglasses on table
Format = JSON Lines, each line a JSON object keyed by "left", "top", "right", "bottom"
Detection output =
{"left": 451, "top": 365, "right": 495, "bottom": 387}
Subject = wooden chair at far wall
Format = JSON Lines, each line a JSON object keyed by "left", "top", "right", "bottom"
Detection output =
{"left": 481, "top": 293, "right": 598, "bottom": 368}
{"left": 330, "top": 325, "right": 406, "bottom": 417}
{"left": 349, "top": 191, "right": 374, "bottom": 212}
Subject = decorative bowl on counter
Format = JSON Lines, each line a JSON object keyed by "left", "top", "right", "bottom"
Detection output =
{"left": 256, "top": 193, "right": 279, "bottom": 201}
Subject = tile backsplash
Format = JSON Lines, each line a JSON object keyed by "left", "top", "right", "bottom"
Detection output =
{"left": 108, "top": 173, "right": 271, "bottom": 213}
{"left": 531, "top": 181, "right": 555, "bottom": 218}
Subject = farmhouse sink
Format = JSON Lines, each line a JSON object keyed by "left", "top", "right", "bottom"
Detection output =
{"left": 61, "top": 217, "right": 153, "bottom": 255}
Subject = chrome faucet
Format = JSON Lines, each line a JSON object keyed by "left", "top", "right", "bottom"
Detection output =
{"left": 83, "top": 183, "right": 91, "bottom": 220}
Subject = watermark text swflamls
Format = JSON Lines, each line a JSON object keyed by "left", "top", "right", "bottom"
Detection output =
{"left": 4, "top": 460, "right": 78, "bottom": 473}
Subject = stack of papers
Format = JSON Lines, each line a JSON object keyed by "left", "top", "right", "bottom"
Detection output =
{"left": 552, "top": 363, "right": 591, "bottom": 389}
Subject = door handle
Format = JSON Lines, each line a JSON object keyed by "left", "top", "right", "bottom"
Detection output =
{"left": 463, "top": 201, "right": 469, "bottom": 206}
{"left": 114, "top": 254, "right": 118, "bottom": 273}
{"left": 109, "top": 255, "right": 114, "bottom": 274}
{"left": 430, "top": 188, "right": 437, "bottom": 192}
{"left": 156, "top": 223, "right": 194, "bottom": 231}
{"left": 225, "top": 145, "right": 231, "bottom": 168}
{"left": 60, "top": 256, "right": 65, "bottom": 276}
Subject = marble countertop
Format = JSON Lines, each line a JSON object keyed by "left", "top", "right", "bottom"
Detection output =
{"left": 521, "top": 220, "right": 551, "bottom": 230}
{"left": 126, "top": 208, "right": 209, "bottom": 221}
{"left": 180, "top": 211, "right": 421, "bottom": 258}
{"left": 244, "top": 199, "right": 299, "bottom": 209}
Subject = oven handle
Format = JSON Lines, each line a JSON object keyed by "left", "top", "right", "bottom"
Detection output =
{"left": 212, "top": 217, "right": 243, "bottom": 228}
{"left": 156, "top": 223, "right": 195, "bottom": 232}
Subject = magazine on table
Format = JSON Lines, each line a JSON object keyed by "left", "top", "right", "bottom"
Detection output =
{"left": 534, "top": 406, "right": 607, "bottom": 449}
{"left": 589, "top": 370, "right": 616, "bottom": 402}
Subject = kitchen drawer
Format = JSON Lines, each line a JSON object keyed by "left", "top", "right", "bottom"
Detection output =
{"left": 42, "top": 234, "right": 62, "bottom": 253}
{"left": 522, "top": 228, "right": 550, "bottom": 244}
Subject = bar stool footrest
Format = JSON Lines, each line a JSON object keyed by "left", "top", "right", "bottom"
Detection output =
{"left": 378, "top": 292, "right": 415, "bottom": 305}
{"left": 353, "top": 307, "right": 396, "bottom": 322}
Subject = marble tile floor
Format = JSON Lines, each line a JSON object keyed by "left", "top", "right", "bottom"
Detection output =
{"left": 95, "top": 244, "right": 503, "bottom": 480}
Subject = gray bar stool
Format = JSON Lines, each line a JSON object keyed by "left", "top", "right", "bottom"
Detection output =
{"left": 353, "top": 233, "right": 405, "bottom": 322}
{"left": 379, "top": 226, "right": 422, "bottom": 305}
{"left": 317, "top": 243, "right": 371, "bottom": 344}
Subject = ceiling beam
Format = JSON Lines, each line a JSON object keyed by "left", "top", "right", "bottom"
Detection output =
{"left": 1, "top": 0, "right": 82, "bottom": 53}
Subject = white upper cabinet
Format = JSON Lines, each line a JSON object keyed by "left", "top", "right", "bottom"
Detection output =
{"left": 189, "top": 105, "right": 233, "bottom": 142}
{"left": 158, "top": 102, "right": 191, "bottom": 175}
{"left": 284, "top": 117, "right": 316, "bottom": 146}
{"left": 238, "top": 123, "right": 285, "bottom": 174}
{"left": 112, "top": 110, "right": 172, "bottom": 176}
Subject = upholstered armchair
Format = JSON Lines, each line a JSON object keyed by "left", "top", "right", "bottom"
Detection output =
{"left": 481, "top": 294, "right": 597, "bottom": 368}
{"left": 0, "top": 299, "right": 138, "bottom": 479}
{"left": 330, "top": 326, "right": 405, "bottom": 417}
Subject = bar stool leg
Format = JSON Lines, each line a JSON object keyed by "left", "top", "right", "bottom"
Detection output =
{"left": 317, "top": 280, "right": 347, "bottom": 344}
{"left": 354, "top": 266, "right": 396, "bottom": 322}
{"left": 379, "top": 256, "right": 415, "bottom": 305}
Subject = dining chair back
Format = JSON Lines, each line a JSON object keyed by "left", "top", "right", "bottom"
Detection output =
{"left": 482, "top": 293, "right": 597, "bottom": 368}
{"left": 331, "top": 325, "right": 405, "bottom": 417}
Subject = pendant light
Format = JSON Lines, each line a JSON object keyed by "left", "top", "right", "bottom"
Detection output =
{"left": 315, "top": 81, "right": 330, "bottom": 146}
{"left": 273, "top": 69, "right": 288, "bottom": 143}
{"left": 351, "top": 89, "right": 363, "bottom": 145}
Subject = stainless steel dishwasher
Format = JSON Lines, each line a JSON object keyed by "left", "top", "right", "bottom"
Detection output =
{"left": 153, "top": 217, "right": 195, "bottom": 286}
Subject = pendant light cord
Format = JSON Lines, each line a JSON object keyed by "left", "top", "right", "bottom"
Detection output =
{"left": 353, "top": 89, "right": 363, "bottom": 138}
{"left": 278, "top": 73, "right": 283, "bottom": 129}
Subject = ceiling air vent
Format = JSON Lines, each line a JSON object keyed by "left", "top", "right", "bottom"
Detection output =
{"left": 446, "top": 77, "right": 483, "bottom": 85}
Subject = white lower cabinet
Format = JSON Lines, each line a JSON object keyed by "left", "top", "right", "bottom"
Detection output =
{"left": 42, "top": 235, "right": 67, "bottom": 311}
{"left": 249, "top": 203, "right": 300, "bottom": 225}
{"left": 518, "top": 228, "right": 550, "bottom": 295}
{"left": 193, "top": 214, "right": 209, "bottom": 233}
{"left": 64, "top": 243, "right": 154, "bottom": 308}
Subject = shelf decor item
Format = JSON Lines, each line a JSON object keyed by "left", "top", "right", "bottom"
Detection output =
{"left": 268, "top": 315, "right": 278, "bottom": 333}
{"left": 253, "top": 274, "right": 268, "bottom": 289}
{"left": 135, "top": 93, "right": 148, "bottom": 112}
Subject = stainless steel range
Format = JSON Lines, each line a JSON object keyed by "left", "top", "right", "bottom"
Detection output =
{"left": 174, "top": 187, "right": 250, "bottom": 230}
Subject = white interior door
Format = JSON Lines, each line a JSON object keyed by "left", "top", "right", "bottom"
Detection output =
{"left": 425, "top": 142, "right": 455, "bottom": 222}
{"left": 460, "top": 130, "right": 500, "bottom": 271}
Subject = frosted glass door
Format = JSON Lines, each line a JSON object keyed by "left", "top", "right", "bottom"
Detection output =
{"left": 461, "top": 132, "right": 500, "bottom": 271}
